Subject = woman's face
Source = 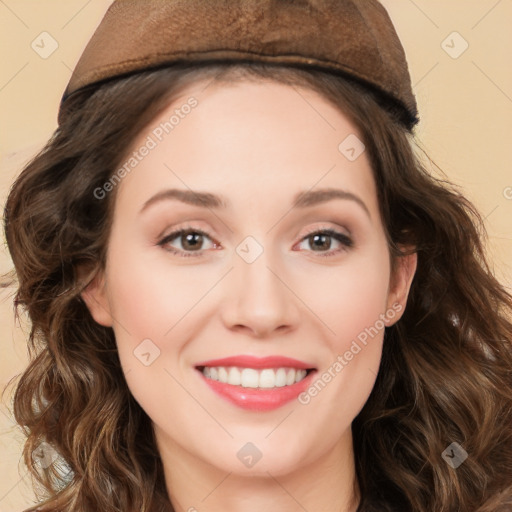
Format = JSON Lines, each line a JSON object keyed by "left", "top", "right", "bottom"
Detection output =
{"left": 82, "top": 77, "right": 416, "bottom": 478}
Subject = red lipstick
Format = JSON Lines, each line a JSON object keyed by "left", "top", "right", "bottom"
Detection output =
{"left": 195, "top": 355, "right": 314, "bottom": 370}
{"left": 195, "top": 355, "right": 317, "bottom": 411}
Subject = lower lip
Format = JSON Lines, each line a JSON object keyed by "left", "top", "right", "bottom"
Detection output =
{"left": 196, "top": 369, "right": 317, "bottom": 411}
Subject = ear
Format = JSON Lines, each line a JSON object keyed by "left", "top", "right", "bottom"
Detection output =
{"left": 78, "top": 267, "right": 113, "bottom": 327}
{"left": 385, "top": 249, "right": 417, "bottom": 326}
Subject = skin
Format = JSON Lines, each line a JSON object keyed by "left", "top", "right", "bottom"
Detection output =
{"left": 81, "top": 78, "right": 417, "bottom": 512}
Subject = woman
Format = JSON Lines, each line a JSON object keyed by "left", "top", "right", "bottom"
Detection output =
{"left": 2, "top": 1, "right": 512, "bottom": 511}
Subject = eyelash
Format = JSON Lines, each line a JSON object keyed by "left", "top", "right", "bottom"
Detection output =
{"left": 157, "top": 225, "right": 354, "bottom": 258}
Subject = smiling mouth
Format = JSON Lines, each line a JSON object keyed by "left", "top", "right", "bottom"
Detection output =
{"left": 195, "top": 366, "right": 316, "bottom": 389}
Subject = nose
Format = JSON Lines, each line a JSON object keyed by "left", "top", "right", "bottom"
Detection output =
{"left": 220, "top": 248, "right": 301, "bottom": 339}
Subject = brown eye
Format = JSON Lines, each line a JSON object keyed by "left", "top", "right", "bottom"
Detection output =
{"left": 158, "top": 228, "right": 217, "bottom": 257}
{"left": 179, "top": 231, "right": 204, "bottom": 251}
{"left": 308, "top": 233, "right": 332, "bottom": 251}
{"left": 296, "top": 229, "right": 353, "bottom": 256}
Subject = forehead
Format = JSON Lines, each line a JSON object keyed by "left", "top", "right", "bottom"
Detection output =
{"left": 114, "top": 78, "right": 378, "bottom": 218}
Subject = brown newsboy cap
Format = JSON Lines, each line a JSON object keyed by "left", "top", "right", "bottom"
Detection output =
{"left": 58, "top": 0, "right": 419, "bottom": 130}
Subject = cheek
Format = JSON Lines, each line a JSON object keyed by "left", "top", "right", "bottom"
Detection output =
{"left": 297, "top": 244, "right": 391, "bottom": 344}
{"left": 104, "top": 244, "right": 210, "bottom": 339}
{"left": 293, "top": 246, "right": 390, "bottom": 417}
{"left": 102, "top": 248, "right": 193, "bottom": 415}
{"left": 102, "top": 242, "right": 223, "bottom": 404}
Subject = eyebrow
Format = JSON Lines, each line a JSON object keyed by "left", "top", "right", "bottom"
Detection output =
{"left": 139, "top": 187, "right": 371, "bottom": 218}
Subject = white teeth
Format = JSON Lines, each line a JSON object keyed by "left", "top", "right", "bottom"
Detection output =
{"left": 228, "top": 367, "right": 241, "bottom": 385}
{"left": 218, "top": 367, "right": 228, "bottom": 383}
{"left": 201, "top": 366, "right": 310, "bottom": 388}
{"left": 275, "top": 368, "right": 287, "bottom": 387}
{"left": 241, "top": 368, "right": 259, "bottom": 388}
{"left": 259, "top": 369, "right": 276, "bottom": 389}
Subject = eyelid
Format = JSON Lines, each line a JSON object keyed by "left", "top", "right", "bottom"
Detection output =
{"left": 299, "top": 223, "right": 352, "bottom": 241}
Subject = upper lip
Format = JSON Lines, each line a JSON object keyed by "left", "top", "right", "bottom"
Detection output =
{"left": 195, "top": 355, "right": 316, "bottom": 370}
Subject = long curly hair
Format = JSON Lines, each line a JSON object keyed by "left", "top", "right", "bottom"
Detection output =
{"left": 2, "top": 62, "right": 512, "bottom": 512}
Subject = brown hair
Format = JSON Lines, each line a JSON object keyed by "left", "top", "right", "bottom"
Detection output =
{"left": 2, "top": 62, "right": 512, "bottom": 512}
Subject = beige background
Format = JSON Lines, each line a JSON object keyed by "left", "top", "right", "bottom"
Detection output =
{"left": 1, "top": 1, "right": 511, "bottom": 510}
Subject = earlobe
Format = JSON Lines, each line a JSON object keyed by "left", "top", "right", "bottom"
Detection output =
{"left": 79, "top": 268, "right": 113, "bottom": 327}
{"left": 385, "top": 250, "right": 418, "bottom": 326}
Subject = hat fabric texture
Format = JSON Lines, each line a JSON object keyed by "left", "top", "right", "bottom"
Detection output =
{"left": 58, "top": 0, "right": 419, "bottom": 130}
